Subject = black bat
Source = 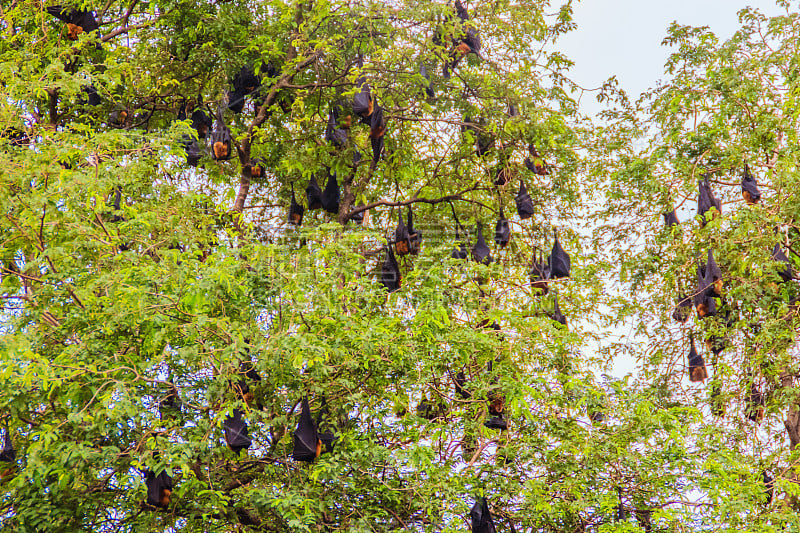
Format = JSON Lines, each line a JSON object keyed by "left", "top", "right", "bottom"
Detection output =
{"left": 524, "top": 144, "right": 548, "bottom": 175}
{"left": 395, "top": 212, "right": 411, "bottom": 256}
{"left": 191, "top": 108, "right": 212, "bottom": 139}
{"left": 46, "top": 5, "right": 100, "bottom": 40}
{"left": 470, "top": 497, "right": 497, "bottom": 533}
{"left": 672, "top": 293, "right": 692, "bottom": 323}
{"left": 529, "top": 249, "right": 550, "bottom": 294}
{"left": 144, "top": 469, "right": 173, "bottom": 509}
{"left": 0, "top": 427, "right": 15, "bottom": 463}
{"left": 381, "top": 243, "right": 401, "bottom": 292}
{"left": 515, "top": 180, "right": 535, "bottom": 219}
{"left": 228, "top": 66, "right": 261, "bottom": 114}
{"left": 551, "top": 291, "right": 567, "bottom": 326}
{"left": 353, "top": 79, "right": 373, "bottom": 118}
{"left": 210, "top": 108, "right": 233, "bottom": 161}
{"left": 697, "top": 174, "right": 722, "bottom": 226}
{"left": 494, "top": 209, "right": 510, "bottom": 248}
{"left": 772, "top": 243, "right": 793, "bottom": 282}
{"left": 321, "top": 171, "right": 340, "bottom": 214}
{"left": 249, "top": 158, "right": 265, "bottom": 180}
{"left": 705, "top": 249, "right": 723, "bottom": 295}
{"left": 305, "top": 174, "right": 323, "bottom": 210}
{"left": 548, "top": 231, "right": 570, "bottom": 279}
{"left": 223, "top": 409, "right": 252, "bottom": 455}
{"left": 687, "top": 334, "right": 708, "bottom": 382}
{"left": 292, "top": 397, "right": 320, "bottom": 462}
{"left": 741, "top": 164, "right": 761, "bottom": 205}
{"left": 663, "top": 208, "right": 679, "bottom": 227}
{"left": 471, "top": 224, "right": 492, "bottom": 265}
{"left": 288, "top": 183, "right": 304, "bottom": 226}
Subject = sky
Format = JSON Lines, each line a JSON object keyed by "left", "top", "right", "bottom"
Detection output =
{"left": 557, "top": 0, "right": 789, "bottom": 116}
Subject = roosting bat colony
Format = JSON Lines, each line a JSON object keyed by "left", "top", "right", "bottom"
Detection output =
{"left": 4, "top": 0, "right": 793, "bottom": 528}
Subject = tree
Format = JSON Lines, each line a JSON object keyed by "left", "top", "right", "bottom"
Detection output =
{"left": 595, "top": 1, "right": 800, "bottom": 528}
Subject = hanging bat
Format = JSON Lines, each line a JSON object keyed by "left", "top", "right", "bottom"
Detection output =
{"left": 306, "top": 174, "right": 323, "bottom": 210}
{"left": 548, "top": 231, "right": 571, "bottom": 279}
{"left": 395, "top": 212, "right": 411, "bottom": 256}
{"left": 470, "top": 497, "right": 498, "bottom": 533}
{"left": 494, "top": 209, "right": 510, "bottom": 248}
{"left": 211, "top": 107, "right": 233, "bottom": 161}
{"left": 145, "top": 469, "right": 173, "bottom": 509}
{"left": 515, "top": 180, "right": 535, "bottom": 219}
{"left": 663, "top": 208, "right": 679, "bottom": 227}
{"left": 381, "top": 243, "right": 401, "bottom": 292}
{"left": 697, "top": 174, "right": 722, "bottom": 226}
{"left": 741, "top": 164, "right": 761, "bottom": 205}
{"left": 321, "top": 171, "right": 340, "bottom": 214}
{"left": 529, "top": 249, "right": 550, "bottom": 294}
{"left": 228, "top": 66, "right": 261, "bottom": 114}
{"left": 772, "top": 243, "right": 793, "bottom": 282}
{"left": 292, "top": 397, "right": 321, "bottom": 462}
{"left": 672, "top": 293, "right": 692, "bottom": 323}
{"left": 524, "top": 144, "right": 548, "bottom": 175}
{"left": 46, "top": 5, "right": 100, "bottom": 40}
{"left": 551, "top": 291, "right": 567, "bottom": 326}
{"left": 472, "top": 224, "right": 492, "bottom": 265}
{"left": 288, "top": 183, "right": 304, "bottom": 226}
{"left": 223, "top": 409, "right": 252, "bottom": 455}
{"left": 687, "top": 334, "right": 708, "bottom": 382}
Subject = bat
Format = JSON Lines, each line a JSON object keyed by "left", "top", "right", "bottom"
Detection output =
{"left": 228, "top": 66, "right": 261, "bottom": 114}
{"left": 687, "top": 334, "right": 708, "bottom": 382}
{"left": 548, "top": 231, "right": 571, "bottom": 279}
{"left": 288, "top": 183, "right": 304, "bottom": 226}
{"left": 353, "top": 79, "right": 373, "bottom": 118}
{"left": 494, "top": 209, "right": 510, "bottom": 248}
{"left": 470, "top": 497, "right": 497, "bottom": 533}
{"left": 530, "top": 249, "right": 550, "bottom": 294}
{"left": 211, "top": 108, "right": 233, "bottom": 161}
{"left": 741, "top": 164, "right": 761, "bottom": 205}
{"left": 524, "top": 144, "right": 548, "bottom": 175}
{"left": 321, "top": 171, "right": 340, "bottom": 214}
{"left": 249, "top": 158, "right": 265, "bottom": 180}
{"left": 191, "top": 108, "right": 212, "bottom": 139}
{"left": 672, "top": 293, "right": 692, "bottom": 323}
{"left": 617, "top": 487, "right": 626, "bottom": 520}
{"left": 471, "top": 224, "right": 492, "bottom": 265}
{"left": 697, "top": 174, "right": 722, "bottom": 226}
{"left": 292, "top": 397, "right": 321, "bottom": 462}
{"left": 144, "top": 469, "right": 173, "bottom": 509}
{"left": 306, "top": 174, "right": 323, "bottom": 210}
{"left": 181, "top": 135, "right": 200, "bottom": 167}
{"left": 515, "top": 180, "right": 535, "bottom": 219}
{"left": 772, "top": 243, "right": 793, "bottom": 282}
{"left": 381, "top": 243, "right": 401, "bottom": 292}
{"left": 663, "top": 208, "right": 679, "bottom": 227}
{"left": 223, "top": 409, "right": 252, "bottom": 455}
{"left": 551, "top": 291, "right": 567, "bottom": 326}
{"left": 395, "top": 212, "right": 411, "bottom": 256}
{"left": 369, "top": 104, "right": 387, "bottom": 164}
{"left": 706, "top": 249, "right": 723, "bottom": 295}
{"left": 763, "top": 471, "right": 774, "bottom": 505}
{"left": 46, "top": 5, "right": 100, "bottom": 40}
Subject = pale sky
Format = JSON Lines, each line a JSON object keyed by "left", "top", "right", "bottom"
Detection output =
{"left": 558, "top": 0, "right": 790, "bottom": 115}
